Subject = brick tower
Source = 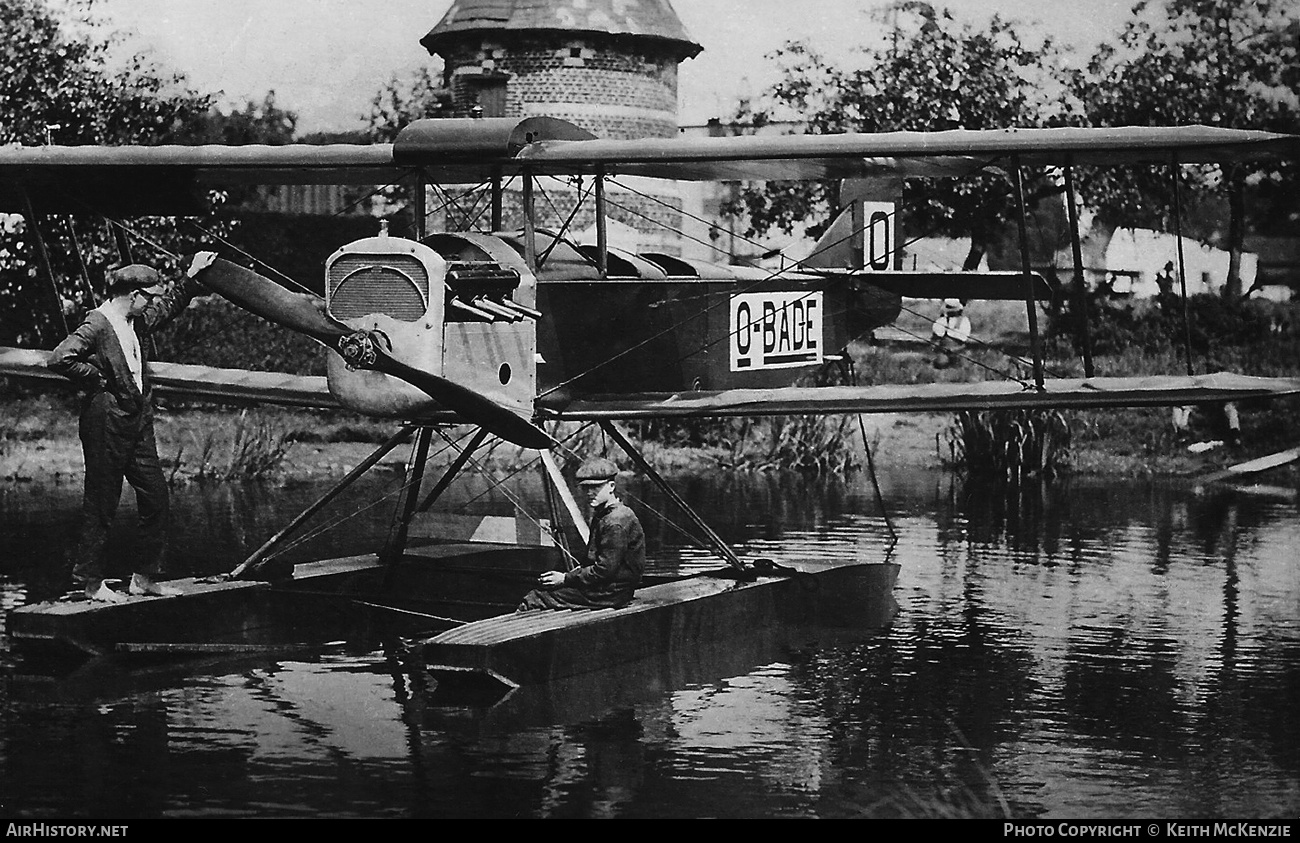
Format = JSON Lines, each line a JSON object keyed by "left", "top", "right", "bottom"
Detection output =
{"left": 422, "top": 0, "right": 700, "bottom": 137}
{"left": 421, "top": 0, "right": 701, "bottom": 254}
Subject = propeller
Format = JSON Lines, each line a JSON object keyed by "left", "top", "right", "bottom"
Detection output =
{"left": 193, "top": 258, "right": 553, "bottom": 449}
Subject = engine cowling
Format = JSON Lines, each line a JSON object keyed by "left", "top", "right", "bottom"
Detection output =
{"left": 324, "top": 231, "right": 537, "bottom": 421}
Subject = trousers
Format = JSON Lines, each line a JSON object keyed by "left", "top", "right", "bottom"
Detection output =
{"left": 71, "top": 392, "right": 168, "bottom": 584}
{"left": 517, "top": 584, "right": 634, "bottom": 611}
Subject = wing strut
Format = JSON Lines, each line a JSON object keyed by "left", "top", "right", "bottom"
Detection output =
{"left": 1063, "top": 162, "right": 1096, "bottom": 378}
{"left": 1171, "top": 153, "right": 1196, "bottom": 376}
{"left": 595, "top": 167, "right": 608, "bottom": 278}
{"left": 1011, "top": 155, "right": 1046, "bottom": 390}
{"left": 20, "top": 190, "right": 69, "bottom": 340}
{"left": 598, "top": 420, "right": 746, "bottom": 572}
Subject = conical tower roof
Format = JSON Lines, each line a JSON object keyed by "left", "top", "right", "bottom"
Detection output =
{"left": 422, "top": 0, "right": 702, "bottom": 59}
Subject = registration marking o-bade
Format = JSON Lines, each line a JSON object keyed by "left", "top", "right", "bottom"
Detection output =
{"left": 730, "top": 291, "right": 823, "bottom": 371}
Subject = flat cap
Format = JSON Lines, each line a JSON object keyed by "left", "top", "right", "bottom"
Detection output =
{"left": 576, "top": 457, "right": 618, "bottom": 484}
{"left": 106, "top": 264, "right": 165, "bottom": 295}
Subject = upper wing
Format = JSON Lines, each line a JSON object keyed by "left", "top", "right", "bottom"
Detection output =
{"left": 4, "top": 119, "right": 1296, "bottom": 214}
{"left": 522, "top": 124, "right": 1300, "bottom": 181}
{"left": 544, "top": 373, "right": 1300, "bottom": 420}
{"left": 0, "top": 116, "right": 596, "bottom": 214}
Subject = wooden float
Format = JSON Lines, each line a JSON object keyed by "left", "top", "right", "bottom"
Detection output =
{"left": 1195, "top": 446, "right": 1300, "bottom": 489}
{"left": 420, "top": 559, "right": 899, "bottom": 692}
{"left": 424, "top": 621, "right": 892, "bottom": 731}
{"left": 7, "top": 544, "right": 898, "bottom": 691}
{"left": 5, "top": 541, "right": 564, "bottom": 660}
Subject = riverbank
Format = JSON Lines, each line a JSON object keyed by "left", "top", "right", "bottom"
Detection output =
{"left": 4, "top": 390, "right": 1295, "bottom": 487}
{"left": 0, "top": 392, "right": 948, "bottom": 483}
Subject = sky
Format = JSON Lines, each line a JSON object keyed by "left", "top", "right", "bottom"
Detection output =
{"left": 100, "top": 0, "right": 1138, "bottom": 135}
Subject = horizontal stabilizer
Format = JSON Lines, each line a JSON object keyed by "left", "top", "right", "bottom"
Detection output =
{"left": 855, "top": 271, "right": 1055, "bottom": 301}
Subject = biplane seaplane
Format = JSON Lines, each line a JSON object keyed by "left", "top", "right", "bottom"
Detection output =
{"left": 2, "top": 116, "right": 1298, "bottom": 691}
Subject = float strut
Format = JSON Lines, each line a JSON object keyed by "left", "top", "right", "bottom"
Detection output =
{"left": 231, "top": 425, "right": 415, "bottom": 579}
{"left": 540, "top": 449, "right": 589, "bottom": 545}
{"left": 598, "top": 420, "right": 745, "bottom": 571}
{"left": 416, "top": 427, "right": 489, "bottom": 514}
{"left": 382, "top": 426, "right": 434, "bottom": 589}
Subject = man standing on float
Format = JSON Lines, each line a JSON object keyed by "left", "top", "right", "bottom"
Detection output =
{"left": 47, "top": 252, "right": 217, "bottom": 602}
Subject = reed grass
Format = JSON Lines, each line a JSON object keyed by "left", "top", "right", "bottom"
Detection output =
{"left": 945, "top": 409, "right": 1071, "bottom": 485}
{"left": 185, "top": 409, "right": 295, "bottom": 482}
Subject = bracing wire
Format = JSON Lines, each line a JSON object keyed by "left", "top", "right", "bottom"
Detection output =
{"left": 534, "top": 177, "right": 594, "bottom": 268}
{"left": 548, "top": 431, "right": 721, "bottom": 557}
{"left": 450, "top": 422, "right": 594, "bottom": 512}
{"left": 430, "top": 428, "right": 585, "bottom": 569}
{"left": 261, "top": 425, "right": 483, "bottom": 561}
{"left": 430, "top": 178, "right": 498, "bottom": 233}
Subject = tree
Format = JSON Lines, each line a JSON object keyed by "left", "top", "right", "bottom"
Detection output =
{"left": 365, "top": 66, "right": 450, "bottom": 142}
{"left": 1071, "top": 0, "right": 1300, "bottom": 297}
{"left": 186, "top": 91, "right": 298, "bottom": 146}
{"left": 0, "top": 0, "right": 213, "bottom": 147}
{"left": 0, "top": 0, "right": 222, "bottom": 346}
{"left": 728, "top": 2, "right": 1069, "bottom": 270}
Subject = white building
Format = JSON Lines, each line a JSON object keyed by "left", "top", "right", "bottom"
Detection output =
{"left": 1103, "top": 228, "right": 1280, "bottom": 299}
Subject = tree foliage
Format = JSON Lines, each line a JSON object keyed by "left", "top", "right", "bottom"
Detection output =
{"left": 185, "top": 91, "right": 298, "bottom": 146}
{"left": 0, "top": 0, "right": 212, "bottom": 146}
{"left": 1069, "top": 0, "right": 1300, "bottom": 296}
{"left": 728, "top": 2, "right": 1067, "bottom": 269}
{"left": 365, "top": 66, "right": 450, "bottom": 142}
{"left": 0, "top": 0, "right": 301, "bottom": 348}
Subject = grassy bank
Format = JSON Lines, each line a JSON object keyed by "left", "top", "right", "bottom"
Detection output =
{"left": 0, "top": 388, "right": 951, "bottom": 484}
{"left": 884, "top": 295, "right": 1300, "bottom": 479}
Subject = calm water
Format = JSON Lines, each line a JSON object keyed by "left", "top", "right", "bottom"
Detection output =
{"left": 0, "top": 464, "right": 1297, "bottom": 819}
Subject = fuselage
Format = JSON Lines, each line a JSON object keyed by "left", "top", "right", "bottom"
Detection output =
{"left": 322, "top": 230, "right": 901, "bottom": 419}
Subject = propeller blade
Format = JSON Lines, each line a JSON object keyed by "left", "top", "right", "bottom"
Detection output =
{"left": 196, "top": 259, "right": 346, "bottom": 344}
{"left": 194, "top": 258, "right": 553, "bottom": 449}
{"left": 368, "top": 346, "right": 553, "bottom": 450}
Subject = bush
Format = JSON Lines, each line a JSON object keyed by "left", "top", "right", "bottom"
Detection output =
{"left": 1051, "top": 292, "right": 1296, "bottom": 358}
{"left": 153, "top": 297, "right": 324, "bottom": 374}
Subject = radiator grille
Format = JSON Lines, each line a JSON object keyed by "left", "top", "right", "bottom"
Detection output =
{"left": 328, "top": 254, "right": 428, "bottom": 322}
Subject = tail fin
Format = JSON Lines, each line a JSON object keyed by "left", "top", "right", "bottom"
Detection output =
{"left": 804, "top": 176, "right": 902, "bottom": 271}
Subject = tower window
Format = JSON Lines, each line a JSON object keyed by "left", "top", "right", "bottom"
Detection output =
{"left": 562, "top": 44, "right": 588, "bottom": 67}
{"left": 467, "top": 74, "right": 509, "bottom": 118}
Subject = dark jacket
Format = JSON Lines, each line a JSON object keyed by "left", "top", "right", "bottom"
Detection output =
{"left": 564, "top": 499, "right": 645, "bottom": 599}
{"left": 47, "top": 278, "right": 202, "bottom": 424}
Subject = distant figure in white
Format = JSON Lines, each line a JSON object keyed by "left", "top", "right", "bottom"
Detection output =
{"left": 931, "top": 298, "right": 971, "bottom": 368}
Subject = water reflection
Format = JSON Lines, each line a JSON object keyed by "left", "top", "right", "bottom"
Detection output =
{"left": 1, "top": 469, "right": 1298, "bottom": 818}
